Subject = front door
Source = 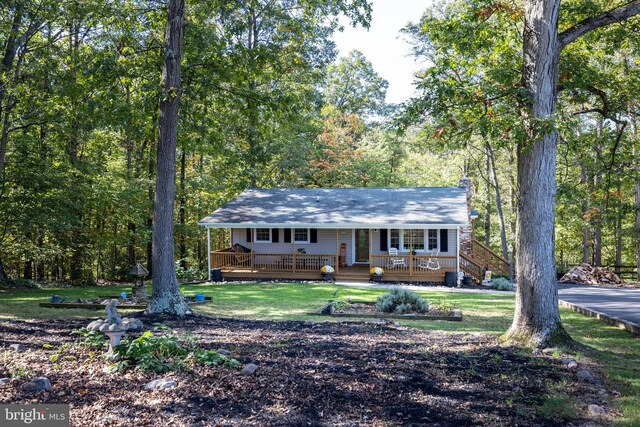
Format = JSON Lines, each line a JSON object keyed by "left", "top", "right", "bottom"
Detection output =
{"left": 355, "top": 229, "right": 369, "bottom": 263}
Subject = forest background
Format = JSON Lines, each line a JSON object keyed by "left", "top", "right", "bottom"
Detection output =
{"left": 0, "top": 0, "right": 638, "bottom": 285}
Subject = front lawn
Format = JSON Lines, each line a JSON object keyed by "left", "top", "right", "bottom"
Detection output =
{"left": 1, "top": 281, "right": 639, "bottom": 425}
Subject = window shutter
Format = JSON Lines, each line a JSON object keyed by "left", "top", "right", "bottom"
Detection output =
{"left": 310, "top": 228, "right": 318, "bottom": 243}
{"left": 440, "top": 229, "right": 448, "bottom": 252}
{"left": 380, "top": 229, "right": 388, "bottom": 251}
{"left": 284, "top": 228, "right": 291, "bottom": 243}
{"left": 272, "top": 228, "right": 279, "bottom": 243}
{"left": 246, "top": 228, "right": 252, "bottom": 242}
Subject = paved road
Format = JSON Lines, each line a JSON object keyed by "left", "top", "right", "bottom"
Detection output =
{"left": 558, "top": 283, "right": 640, "bottom": 326}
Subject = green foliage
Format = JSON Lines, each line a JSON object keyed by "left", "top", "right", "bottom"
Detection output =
{"left": 330, "top": 299, "right": 351, "bottom": 310}
{"left": 72, "top": 328, "right": 107, "bottom": 349}
{"left": 109, "top": 330, "right": 240, "bottom": 373}
{"left": 375, "top": 288, "right": 429, "bottom": 314}
{"left": 111, "top": 331, "right": 188, "bottom": 373}
{"left": 540, "top": 392, "right": 577, "bottom": 420}
{"left": 489, "top": 277, "right": 514, "bottom": 291}
{"left": 193, "top": 349, "right": 241, "bottom": 368}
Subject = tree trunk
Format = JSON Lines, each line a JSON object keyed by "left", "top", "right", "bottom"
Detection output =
{"left": 580, "top": 163, "right": 590, "bottom": 264}
{"left": 593, "top": 119, "right": 603, "bottom": 266}
{"left": 0, "top": 256, "right": 8, "bottom": 284}
{"left": 615, "top": 185, "right": 622, "bottom": 275}
{"left": 486, "top": 139, "right": 509, "bottom": 259}
{"left": 504, "top": 0, "right": 570, "bottom": 347}
{"left": 179, "top": 150, "right": 187, "bottom": 269}
{"left": 147, "top": 0, "right": 189, "bottom": 316}
{"left": 484, "top": 148, "right": 491, "bottom": 246}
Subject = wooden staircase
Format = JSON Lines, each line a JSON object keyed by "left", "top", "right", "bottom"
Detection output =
{"left": 460, "top": 239, "right": 511, "bottom": 282}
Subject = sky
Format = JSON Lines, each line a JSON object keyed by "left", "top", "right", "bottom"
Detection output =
{"left": 331, "top": 0, "right": 433, "bottom": 105}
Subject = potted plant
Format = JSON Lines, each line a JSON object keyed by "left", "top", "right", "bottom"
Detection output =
{"left": 320, "top": 265, "right": 334, "bottom": 282}
{"left": 370, "top": 267, "right": 384, "bottom": 282}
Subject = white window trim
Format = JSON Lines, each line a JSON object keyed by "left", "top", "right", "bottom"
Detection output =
{"left": 294, "top": 228, "right": 310, "bottom": 244}
{"left": 254, "top": 228, "right": 272, "bottom": 243}
{"left": 388, "top": 228, "right": 438, "bottom": 253}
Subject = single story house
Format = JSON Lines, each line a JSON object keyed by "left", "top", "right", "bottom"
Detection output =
{"left": 198, "top": 181, "right": 509, "bottom": 283}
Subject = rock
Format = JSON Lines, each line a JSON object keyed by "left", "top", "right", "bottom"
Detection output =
{"left": 568, "top": 361, "right": 578, "bottom": 369}
{"left": 542, "top": 347, "right": 558, "bottom": 355}
{"left": 241, "top": 363, "right": 258, "bottom": 375}
{"left": 587, "top": 404, "right": 606, "bottom": 416}
{"left": 99, "top": 324, "right": 110, "bottom": 332}
{"left": 532, "top": 348, "right": 542, "bottom": 355}
{"left": 144, "top": 378, "right": 177, "bottom": 391}
{"left": 216, "top": 348, "right": 231, "bottom": 356}
{"left": 394, "top": 322, "right": 402, "bottom": 327}
{"left": 320, "top": 303, "right": 334, "bottom": 315}
{"left": 577, "top": 370, "right": 596, "bottom": 383}
{"left": 561, "top": 357, "right": 575, "bottom": 364}
{"left": 8, "top": 344, "right": 21, "bottom": 352}
{"left": 303, "top": 320, "right": 316, "bottom": 327}
{"left": 0, "top": 378, "right": 10, "bottom": 387}
{"left": 22, "top": 377, "right": 51, "bottom": 392}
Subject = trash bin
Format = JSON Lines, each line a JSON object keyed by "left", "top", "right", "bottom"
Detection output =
{"left": 212, "top": 268, "right": 223, "bottom": 282}
{"left": 444, "top": 272, "right": 457, "bottom": 287}
{"left": 463, "top": 276, "right": 473, "bottom": 286}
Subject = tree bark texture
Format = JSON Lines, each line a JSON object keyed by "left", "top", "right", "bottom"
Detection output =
{"left": 147, "top": 0, "right": 189, "bottom": 316}
{"left": 505, "top": 0, "right": 569, "bottom": 347}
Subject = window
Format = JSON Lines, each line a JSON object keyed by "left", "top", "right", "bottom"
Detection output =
{"left": 390, "top": 229, "right": 400, "bottom": 249}
{"left": 403, "top": 229, "right": 425, "bottom": 251}
{"left": 427, "top": 229, "right": 438, "bottom": 250}
{"left": 255, "top": 228, "right": 271, "bottom": 242}
{"left": 294, "top": 228, "right": 309, "bottom": 243}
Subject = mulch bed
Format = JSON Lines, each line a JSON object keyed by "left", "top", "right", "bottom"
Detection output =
{"left": 0, "top": 315, "right": 613, "bottom": 426}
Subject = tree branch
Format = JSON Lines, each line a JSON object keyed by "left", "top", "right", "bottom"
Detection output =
{"left": 559, "top": 0, "right": 640, "bottom": 49}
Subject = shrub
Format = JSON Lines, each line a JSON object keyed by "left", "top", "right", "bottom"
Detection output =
{"left": 489, "top": 277, "right": 514, "bottom": 291}
{"left": 109, "top": 331, "right": 240, "bottom": 373}
{"left": 73, "top": 328, "right": 107, "bottom": 349}
{"left": 375, "top": 288, "right": 429, "bottom": 314}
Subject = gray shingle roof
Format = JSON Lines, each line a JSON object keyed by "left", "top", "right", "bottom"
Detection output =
{"left": 198, "top": 187, "right": 469, "bottom": 228}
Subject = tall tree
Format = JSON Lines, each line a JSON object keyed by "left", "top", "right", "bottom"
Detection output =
{"left": 505, "top": 0, "right": 640, "bottom": 346}
{"left": 146, "top": 0, "right": 189, "bottom": 315}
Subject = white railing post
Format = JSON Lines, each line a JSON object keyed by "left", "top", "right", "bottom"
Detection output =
{"left": 207, "top": 227, "right": 211, "bottom": 281}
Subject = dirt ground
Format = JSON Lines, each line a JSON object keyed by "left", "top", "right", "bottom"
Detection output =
{"left": 0, "top": 314, "right": 612, "bottom": 426}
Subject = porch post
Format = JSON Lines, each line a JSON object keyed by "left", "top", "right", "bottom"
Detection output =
{"left": 250, "top": 229, "right": 254, "bottom": 270}
{"left": 409, "top": 228, "right": 413, "bottom": 276}
{"left": 293, "top": 237, "right": 296, "bottom": 273}
{"left": 335, "top": 229, "right": 339, "bottom": 274}
{"left": 369, "top": 228, "right": 372, "bottom": 271}
{"left": 456, "top": 227, "right": 460, "bottom": 275}
{"left": 207, "top": 227, "right": 211, "bottom": 281}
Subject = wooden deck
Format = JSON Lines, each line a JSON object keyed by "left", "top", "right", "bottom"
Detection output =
{"left": 214, "top": 265, "right": 445, "bottom": 283}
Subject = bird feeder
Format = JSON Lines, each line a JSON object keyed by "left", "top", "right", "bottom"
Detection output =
{"left": 129, "top": 263, "right": 149, "bottom": 299}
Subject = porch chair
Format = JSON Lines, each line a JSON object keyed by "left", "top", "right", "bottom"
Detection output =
{"left": 417, "top": 249, "right": 441, "bottom": 270}
{"left": 387, "top": 247, "right": 407, "bottom": 269}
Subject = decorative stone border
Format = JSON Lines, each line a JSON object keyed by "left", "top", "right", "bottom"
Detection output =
{"left": 308, "top": 302, "right": 463, "bottom": 321}
{"left": 559, "top": 299, "right": 640, "bottom": 336}
{"left": 39, "top": 300, "right": 210, "bottom": 310}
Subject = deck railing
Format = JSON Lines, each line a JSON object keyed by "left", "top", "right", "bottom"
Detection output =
{"left": 211, "top": 251, "right": 336, "bottom": 273}
{"left": 370, "top": 254, "right": 456, "bottom": 276}
{"left": 470, "top": 239, "right": 510, "bottom": 276}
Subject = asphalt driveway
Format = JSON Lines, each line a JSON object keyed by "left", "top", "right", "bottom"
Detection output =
{"left": 558, "top": 283, "right": 640, "bottom": 327}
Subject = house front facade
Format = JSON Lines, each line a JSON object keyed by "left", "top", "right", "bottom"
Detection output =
{"left": 198, "top": 183, "right": 509, "bottom": 283}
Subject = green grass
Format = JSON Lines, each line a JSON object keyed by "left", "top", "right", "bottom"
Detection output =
{"left": 1, "top": 281, "right": 639, "bottom": 425}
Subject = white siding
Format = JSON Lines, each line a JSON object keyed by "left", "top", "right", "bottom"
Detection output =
{"left": 370, "top": 228, "right": 458, "bottom": 256}
{"left": 230, "top": 227, "right": 457, "bottom": 264}
{"left": 232, "top": 228, "right": 353, "bottom": 263}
